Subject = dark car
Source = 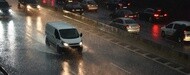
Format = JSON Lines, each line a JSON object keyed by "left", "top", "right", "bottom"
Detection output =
{"left": 64, "top": 1, "right": 84, "bottom": 15}
{"left": 138, "top": 8, "right": 168, "bottom": 22}
{"left": 0, "top": 0, "right": 11, "bottom": 19}
{"left": 54, "top": 0, "right": 66, "bottom": 11}
{"left": 105, "top": 0, "right": 132, "bottom": 10}
{"left": 81, "top": 0, "right": 98, "bottom": 11}
{"left": 109, "top": 8, "right": 137, "bottom": 19}
{"left": 18, "top": 0, "right": 41, "bottom": 12}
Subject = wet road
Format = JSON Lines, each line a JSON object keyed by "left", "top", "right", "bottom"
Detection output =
{"left": 0, "top": 0, "right": 187, "bottom": 75}
{"left": 84, "top": 6, "right": 190, "bottom": 55}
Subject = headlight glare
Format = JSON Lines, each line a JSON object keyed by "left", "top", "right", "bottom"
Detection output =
{"left": 64, "top": 43, "right": 69, "bottom": 47}
{"left": 79, "top": 42, "right": 83, "bottom": 45}
{"left": 37, "top": 5, "right": 40, "bottom": 9}
{"left": 27, "top": 5, "right": 32, "bottom": 9}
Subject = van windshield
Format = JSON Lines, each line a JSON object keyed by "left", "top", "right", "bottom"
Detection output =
{"left": 59, "top": 29, "right": 79, "bottom": 39}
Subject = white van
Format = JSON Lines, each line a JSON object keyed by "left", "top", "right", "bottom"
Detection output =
{"left": 45, "top": 21, "right": 83, "bottom": 54}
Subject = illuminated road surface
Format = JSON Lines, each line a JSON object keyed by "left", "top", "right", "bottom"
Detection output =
{"left": 0, "top": 0, "right": 186, "bottom": 75}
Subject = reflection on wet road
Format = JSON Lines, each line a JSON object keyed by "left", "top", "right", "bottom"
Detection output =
{"left": 0, "top": 0, "right": 188, "bottom": 75}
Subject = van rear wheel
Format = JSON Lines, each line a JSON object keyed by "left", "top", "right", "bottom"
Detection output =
{"left": 77, "top": 46, "right": 83, "bottom": 54}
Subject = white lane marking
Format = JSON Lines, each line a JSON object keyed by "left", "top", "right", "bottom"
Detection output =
{"left": 110, "top": 63, "right": 131, "bottom": 74}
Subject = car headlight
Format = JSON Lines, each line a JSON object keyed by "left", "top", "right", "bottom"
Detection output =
{"left": 79, "top": 42, "right": 83, "bottom": 46}
{"left": 0, "top": 10, "right": 2, "bottom": 13}
{"left": 37, "top": 5, "right": 40, "bottom": 9}
{"left": 63, "top": 43, "right": 69, "bottom": 47}
{"left": 8, "top": 9, "right": 12, "bottom": 12}
{"left": 27, "top": 5, "right": 32, "bottom": 9}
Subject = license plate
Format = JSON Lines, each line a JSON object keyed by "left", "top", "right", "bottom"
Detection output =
{"left": 160, "top": 15, "right": 163, "bottom": 17}
{"left": 76, "top": 9, "right": 80, "bottom": 11}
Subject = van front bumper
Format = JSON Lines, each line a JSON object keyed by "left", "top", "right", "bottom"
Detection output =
{"left": 61, "top": 45, "right": 83, "bottom": 51}
{"left": 184, "top": 36, "right": 190, "bottom": 41}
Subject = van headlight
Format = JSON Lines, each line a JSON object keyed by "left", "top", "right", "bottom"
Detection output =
{"left": 27, "top": 5, "right": 32, "bottom": 9}
{"left": 79, "top": 42, "right": 83, "bottom": 46}
{"left": 37, "top": 5, "right": 40, "bottom": 9}
{"left": 63, "top": 43, "right": 69, "bottom": 47}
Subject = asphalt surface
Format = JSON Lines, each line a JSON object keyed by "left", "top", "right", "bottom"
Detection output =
{"left": 0, "top": 0, "right": 188, "bottom": 75}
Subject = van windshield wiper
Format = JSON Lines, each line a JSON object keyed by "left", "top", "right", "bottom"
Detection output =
{"left": 0, "top": 66, "right": 8, "bottom": 75}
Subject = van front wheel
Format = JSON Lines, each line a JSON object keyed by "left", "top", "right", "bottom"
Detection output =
{"left": 45, "top": 38, "right": 50, "bottom": 46}
{"left": 57, "top": 46, "right": 62, "bottom": 54}
{"left": 77, "top": 46, "right": 83, "bottom": 54}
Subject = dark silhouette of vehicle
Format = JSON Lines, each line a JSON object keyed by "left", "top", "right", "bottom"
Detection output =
{"left": 109, "top": 8, "right": 137, "bottom": 19}
{"left": 81, "top": 0, "right": 98, "bottom": 11}
{"left": 0, "top": 0, "right": 11, "bottom": 19}
{"left": 18, "top": 0, "right": 41, "bottom": 12}
{"left": 54, "top": 0, "right": 66, "bottom": 11}
{"left": 64, "top": 1, "right": 84, "bottom": 15}
{"left": 138, "top": 8, "right": 168, "bottom": 22}
{"left": 104, "top": 0, "right": 132, "bottom": 11}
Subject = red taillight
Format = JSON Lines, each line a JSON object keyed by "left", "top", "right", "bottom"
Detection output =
{"left": 43, "top": 0, "right": 47, "bottom": 3}
{"left": 125, "top": 25, "right": 129, "bottom": 28}
{"left": 164, "top": 14, "right": 167, "bottom": 16}
{"left": 154, "top": 14, "right": 159, "bottom": 17}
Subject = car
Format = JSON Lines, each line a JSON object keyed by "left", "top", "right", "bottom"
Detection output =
{"left": 104, "top": 0, "right": 132, "bottom": 10}
{"left": 81, "top": 0, "right": 98, "bottom": 11}
{"left": 109, "top": 8, "right": 137, "bottom": 19}
{"left": 45, "top": 21, "right": 83, "bottom": 54}
{"left": 18, "top": 0, "right": 41, "bottom": 12}
{"left": 64, "top": 1, "right": 84, "bottom": 15}
{"left": 54, "top": 0, "right": 66, "bottom": 11}
{"left": 0, "top": 0, "right": 12, "bottom": 19}
{"left": 138, "top": 8, "right": 168, "bottom": 22}
{"left": 110, "top": 17, "right": 140, "bottom": 33}
{"left": 161, "top": 21, "right": 190, "bottom": 43}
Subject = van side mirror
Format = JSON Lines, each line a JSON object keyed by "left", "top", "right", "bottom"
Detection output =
{"left": 80, "top": 33, "right": 83, "bottom": 37}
